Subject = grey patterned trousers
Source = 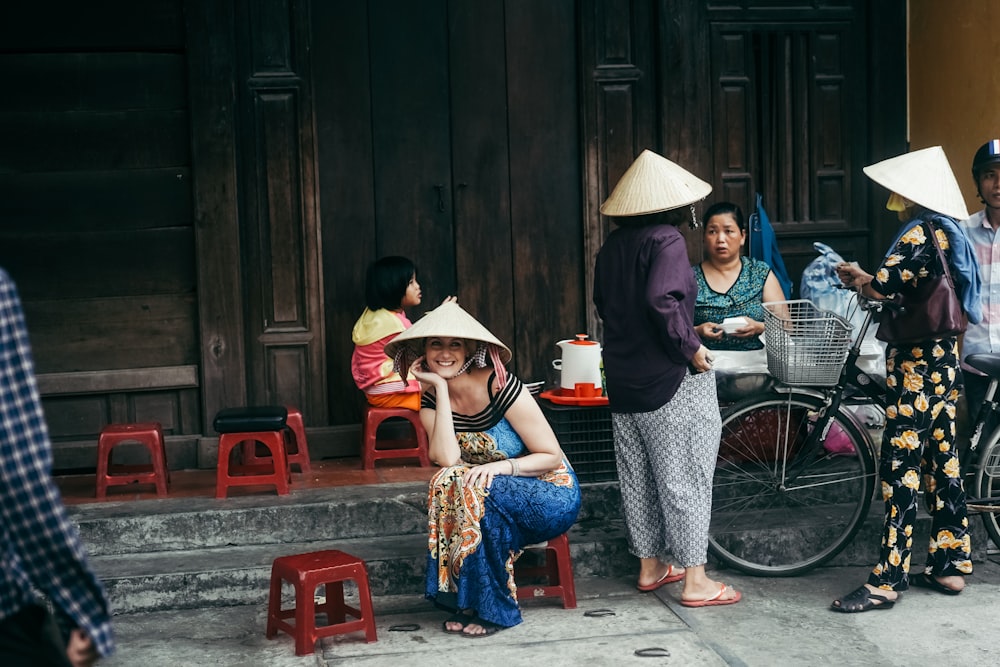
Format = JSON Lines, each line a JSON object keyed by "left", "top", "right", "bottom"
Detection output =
{"left": 611, "top": 369, "right": 721, "bottom": 566}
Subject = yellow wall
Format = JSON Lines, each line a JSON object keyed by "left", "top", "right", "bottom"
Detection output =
{"left": 909, "top": 0, "right": 1000, "bottom": 215}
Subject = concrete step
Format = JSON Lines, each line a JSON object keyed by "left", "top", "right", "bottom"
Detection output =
{"left": 89, "top": 522, "right": 633, "bottom": 614}
{"left": 71, "top": 478, "right": 991, "bottom": 615}
{"left": 71, "top": 481, "right": 626, "bottom": 556}
{"left": 70, "top": 481, "right": 632, "bottom": 614}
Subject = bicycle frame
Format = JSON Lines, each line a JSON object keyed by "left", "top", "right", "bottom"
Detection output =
{"left": 770, "top": 295, "right": 885, "bottom": 486}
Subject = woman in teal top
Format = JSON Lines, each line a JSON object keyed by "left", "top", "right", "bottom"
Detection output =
{"left": 693, "top": 202, "right": 785, "bottom": 351}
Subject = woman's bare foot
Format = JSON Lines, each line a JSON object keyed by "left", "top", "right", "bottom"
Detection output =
{"left": 680, "top": 580, "right": 741, "bottom": 606}
{"left": 933, "top": 575, "right": 965, "bottom": 593}
{"left": 637, "top": 559, "right": 685, "bottom": 591}
{"left": 443, "top": 609, "right": 475, "bottom": 633}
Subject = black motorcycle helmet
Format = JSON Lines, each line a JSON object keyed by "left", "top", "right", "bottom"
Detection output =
{"left": 973, "top": 139, "right": 1000, "bottom": 180}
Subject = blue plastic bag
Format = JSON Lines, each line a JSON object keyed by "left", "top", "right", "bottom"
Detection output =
{"left": 748, "top": 193, "right": 794, "bottom": 299}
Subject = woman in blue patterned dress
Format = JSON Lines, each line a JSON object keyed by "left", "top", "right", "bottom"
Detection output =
{"left": 385, "top": 301, "right": 581, "bottom": 637}
{"left": 832, "top": 146, "right": 980, "bottom": 613}
{"left": 694, "top": 202, "right": 785, "bottom": 351}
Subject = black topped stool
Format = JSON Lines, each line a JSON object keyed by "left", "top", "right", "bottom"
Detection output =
{"left": 214, "top": 406, "right": 292, "bottom": 499}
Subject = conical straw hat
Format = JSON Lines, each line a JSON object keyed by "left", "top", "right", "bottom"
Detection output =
{"left": 384, "top": 301, "right": 512, "bottom": 364}
{"left": 863, "top": 146, "right": 969, "bottom": 220}
{"left": 600, "top": 149, "right": 713, "bottom": 217}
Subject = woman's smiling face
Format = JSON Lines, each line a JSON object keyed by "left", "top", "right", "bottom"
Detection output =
{"left": 424, "top": 336, "right": 472, "bottom": 378}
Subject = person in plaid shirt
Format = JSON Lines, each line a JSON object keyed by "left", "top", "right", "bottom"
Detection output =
{"left": 0, "top": 267, "right": 114, "bottom": 666}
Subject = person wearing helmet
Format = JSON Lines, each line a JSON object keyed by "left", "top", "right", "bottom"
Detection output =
{"left": 960, "top": 139, "right": 1000, "bottom": 435}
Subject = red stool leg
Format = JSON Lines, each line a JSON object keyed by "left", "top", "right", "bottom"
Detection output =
{"left": 292, "top": 573, "right": 315, "bottom": 656}
{"left": 405, "top": 411, "right": 431, "bottom": 467}
{"left": 361, "top": 407, "right": 380, "bottom": 470}
{"left": 549, "top": 534, "right": 577, "bottom": 609}
{"left": 95, "top": 432, "right": 112, "bottom": 499}
{"left": 147, "top": 424, "right": 169, "bottom": 497}
{"left": 284, "top": 406, "right": 311, "bottom": 474}
{"left": 265, "top": 563, "right": 284, "bottom": 640}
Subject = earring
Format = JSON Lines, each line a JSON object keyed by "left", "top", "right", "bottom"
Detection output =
{"left": 689, "top": 204, "right": 700, "bottom": 229}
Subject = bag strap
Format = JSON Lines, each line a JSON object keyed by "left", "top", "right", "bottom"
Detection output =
{"left": 924, "top": 222, "right": 957, "bottom": 289}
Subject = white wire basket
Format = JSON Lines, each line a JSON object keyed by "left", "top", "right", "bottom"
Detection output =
{"left": 762, "top": 299, "right": 854, "bottom": 386}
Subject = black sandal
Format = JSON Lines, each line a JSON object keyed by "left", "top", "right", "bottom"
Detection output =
{"left": 910, "top": 572, "right": 962, "bottom": 596}
{"left": 830, "top": 585, "right": 897, "bottom": 613}
{"left": 462, "top": 616, "right": 505, "bottom": 638}
{"left": 442, "top": 611, "right": 475, "bottom": 634}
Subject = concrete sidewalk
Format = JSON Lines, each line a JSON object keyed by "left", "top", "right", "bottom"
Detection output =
{"left": 101, "top": 555, "right": 1000, "bottom": 666}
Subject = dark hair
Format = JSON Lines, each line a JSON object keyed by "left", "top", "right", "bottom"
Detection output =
{"left": 365, "top": 256, "right": 416, "bottom": 310}
{"left": 703, "top": 202, "right": 746, "bottom": 233}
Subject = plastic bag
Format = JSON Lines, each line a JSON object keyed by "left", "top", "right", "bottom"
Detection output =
{"left": 799, "top": 241, "right": 886, "bottom": 374}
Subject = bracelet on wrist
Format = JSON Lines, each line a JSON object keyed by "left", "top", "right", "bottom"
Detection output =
{"left": 509, "top": 458, "right": 519, "bottom": 476}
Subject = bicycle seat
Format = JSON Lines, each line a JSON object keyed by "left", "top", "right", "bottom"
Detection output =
{"left": 966, "top": 353, "right": 1000, "bottom": 379}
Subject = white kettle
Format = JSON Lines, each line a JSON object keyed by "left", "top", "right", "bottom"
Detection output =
{"left": 552, "top": 334, "right": 603, "bottom": 396}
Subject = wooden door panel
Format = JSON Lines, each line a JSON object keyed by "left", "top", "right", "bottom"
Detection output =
{"left": 369, "top": 0, "right": 455, "bottom": 301}
{"left": 449, "top": 1, "right": 515, "bottom": 350}
{"left": 506, "top": 0, "right": 583, "bottom": 382}
{"left": 710, "top": 21, "right": 862, "bottom": 231}
{"left": 312, "top": 0, "right": 376, "bottom": 425}
{"left": 238, "top": 0, "right": 327, "bottom": 420}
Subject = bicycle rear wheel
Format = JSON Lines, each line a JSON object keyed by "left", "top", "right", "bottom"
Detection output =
{"left": 710, "top": 392, "right": 877, "bottom": 576}
{"left": 973, "top": 428, "right": 1000, "bottom": 548}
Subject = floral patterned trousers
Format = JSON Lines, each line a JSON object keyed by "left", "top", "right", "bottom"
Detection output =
{"left": 868, "top": 337, "right": 973, "bottom": 591}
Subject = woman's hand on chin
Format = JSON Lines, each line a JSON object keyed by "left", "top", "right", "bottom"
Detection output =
{"left": 409, "top": 357, "right": 446, "bottom": 389}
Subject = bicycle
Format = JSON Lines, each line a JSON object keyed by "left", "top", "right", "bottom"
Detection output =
{"left": 709, "top": 295, "right": 885, "bottom": 576}
{"left": 709, "top": 292, "right": 1000, "bottom": 576}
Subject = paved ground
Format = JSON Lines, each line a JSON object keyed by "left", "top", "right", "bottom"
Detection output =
{"left": 101, "top": 554, "right": 1000, "bottom": 666}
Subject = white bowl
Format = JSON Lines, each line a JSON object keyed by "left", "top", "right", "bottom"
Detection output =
{"left": 721, "top": 317, "right": 748, "bottom": 334}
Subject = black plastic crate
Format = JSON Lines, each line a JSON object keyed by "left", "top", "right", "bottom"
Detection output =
{"left": 539, "top": 399, "right": 617, "bottom": 483}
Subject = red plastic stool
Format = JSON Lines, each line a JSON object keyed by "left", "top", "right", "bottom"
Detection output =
{"left": 242, "top": 405, "right": 312, "bottom": 475}
{"left": 515, "top": 533, "right": 577, "bottom": 609}
{"left": 214, "top": 406, "right": 292, "bottom": 499}
{"left": 96, "top": 422, "right": 169, "bottom": 498}
{"left": 266, "top": 549, "right": 378, "bottom": 655}
{"left": 361, "top": 405, "right": 431, "bottom": 469}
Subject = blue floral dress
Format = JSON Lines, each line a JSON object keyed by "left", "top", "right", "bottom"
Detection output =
{"left": 422, "top": 374, "right": 581, "bottom": 627}
{"left": 869, "top": 217, "right": 972, "bottom": 591}
{"left": 693, "top": 257, "right": 771, "bottom": 350}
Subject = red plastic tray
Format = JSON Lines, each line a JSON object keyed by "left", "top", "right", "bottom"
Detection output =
{"left": 539, "top": 389, "right": 609, "bottom": 406}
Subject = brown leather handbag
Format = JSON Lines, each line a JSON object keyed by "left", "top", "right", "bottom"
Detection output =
{"left": 875, "top": 222, "right": 967, "bottom": 344}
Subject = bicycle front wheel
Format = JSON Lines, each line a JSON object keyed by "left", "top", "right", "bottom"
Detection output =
{"left": 974, "top": 428, "right": 1000, "bottom": 548}
{"left": 710, "top": 392, "right": 877, "bottom": 576}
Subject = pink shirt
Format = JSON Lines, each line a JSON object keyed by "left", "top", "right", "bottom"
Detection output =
{"left": 351, "top": 309, "right": 420, "bottom": 394}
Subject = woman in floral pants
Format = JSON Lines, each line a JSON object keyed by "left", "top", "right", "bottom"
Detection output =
{"left": 833, "top": 147, "right": 978, "bottom": 612}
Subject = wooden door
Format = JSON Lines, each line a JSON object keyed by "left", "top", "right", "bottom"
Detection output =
{"left": 314, "top": 0, "right": 583, "bottom": 428}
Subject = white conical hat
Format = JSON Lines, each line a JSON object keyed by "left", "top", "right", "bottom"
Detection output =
{"left": 384, "top": 301, "right": 512, "bottom": 364}
{"left": 862, "top": 146, "right": 969, "bottom": 220}
{"left": 600, "top": 149, "right": 713, "bottom": 217}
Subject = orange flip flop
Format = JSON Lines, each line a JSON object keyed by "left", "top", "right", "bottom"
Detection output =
{"left": 679, "top": 583, "right": 742, "bottom": 607}
{"left": 636, "top": 564, "right": 685, "bottom": 592}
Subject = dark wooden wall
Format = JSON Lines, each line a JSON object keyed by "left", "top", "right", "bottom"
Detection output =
{"left": 0, "top": 1, "right": 202, "bottom": 469}
{"left": 0, "top": 0, "right": 907, "bottom": 469}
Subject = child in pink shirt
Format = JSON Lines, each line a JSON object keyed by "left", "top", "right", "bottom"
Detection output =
{"left": 351, "top": 256, "right": 424, "bottom": 410}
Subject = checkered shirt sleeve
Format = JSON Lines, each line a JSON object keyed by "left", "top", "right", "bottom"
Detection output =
{"left": 0, "top": 269, "right": 115, "bottom": 657}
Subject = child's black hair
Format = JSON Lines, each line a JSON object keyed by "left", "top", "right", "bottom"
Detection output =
{"left": 365, "top": 256, "right": 417, "bottom": 311}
